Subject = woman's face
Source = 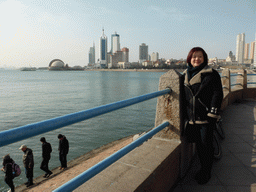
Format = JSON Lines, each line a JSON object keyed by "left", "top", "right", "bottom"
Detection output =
{"left": 191, "top": 51, "right": 204, "bottom": 67}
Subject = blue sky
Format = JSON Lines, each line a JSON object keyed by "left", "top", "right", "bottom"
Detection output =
{"left": 0, "top": 0, "right": 255, "bottom": 68}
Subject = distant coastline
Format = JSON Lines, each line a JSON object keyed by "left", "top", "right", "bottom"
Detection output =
{"left": 85, "top": 68, "right": 186, "bottom": 73}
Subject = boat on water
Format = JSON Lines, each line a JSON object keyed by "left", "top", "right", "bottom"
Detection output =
{"left": 20, "top": 67, "right": 37, "bottom": 71}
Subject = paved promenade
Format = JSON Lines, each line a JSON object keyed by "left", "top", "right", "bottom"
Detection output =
{"left": 172, "top": 98, "right": 256, "bottom": 192}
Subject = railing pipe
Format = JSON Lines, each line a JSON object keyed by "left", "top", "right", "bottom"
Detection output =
{"left": 0, "top": 88, "right": 171, "bottom": 147}
{"left": 231, "top": 83, "right": 242, "bottom": 86}
{"left": 53, "top": 121, "right": 170, "bottom": 192}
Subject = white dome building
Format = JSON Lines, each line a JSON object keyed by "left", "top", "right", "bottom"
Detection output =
{"left": 49, "top": 59, "right": 66, "bottom": 70}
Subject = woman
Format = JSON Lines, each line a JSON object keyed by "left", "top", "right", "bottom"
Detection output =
{"left": 1, "top": 154, "right": 15, "bottom": 192}
{"left": 183, "top": 47, "right": 223, "bottom": 184}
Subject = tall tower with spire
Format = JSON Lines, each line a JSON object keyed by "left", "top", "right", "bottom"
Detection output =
{"left": 99, "top": 28, "right": 108, "bottom": 67}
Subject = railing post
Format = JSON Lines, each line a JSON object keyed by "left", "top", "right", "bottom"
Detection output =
{"left": 154, "top": 69, "right": 182, "bottom": 139}
{"left": 237, "top": 69, "right": 247, "bottom": 89}
{"left": 236, "top": 69, "right": 247, "bottom": 100}
{"left": 221, "top": 68, "right": 231, "bottom": 94}
{"left": 236, "top": 69, "right": 247, "bottom": 90}
{"left": 221, "top": 68, "right": 230, "bottom": 109}
{"left": 154, "top": 69, "right": 193, "bottom": 178}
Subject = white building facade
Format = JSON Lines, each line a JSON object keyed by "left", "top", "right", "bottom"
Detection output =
{"left": 111, "top": 32, "right": 120, "bottom": 54}
{"left": 236, "top": 33, "right": 245, "bottom": 64}
{"left": 151, "top": 52, "right": 159, "bottom": 62}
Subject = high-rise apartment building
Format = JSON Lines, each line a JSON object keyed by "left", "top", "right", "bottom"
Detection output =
{"left": 254, "top": 33, "right": 256, "bottom": 66}
{"left": 244, "top": 43, "right": 249, "bottom": 60}
{"left": 88, "top": 42, "right": 95, "bottom": 65}
{"left": 151, "top": 52, "right": 159, "bottom": 62}
{"left": 99, "top": 28, "right": 108, "bottom": 66}
{"left": 236, "top": 33, "right": 245, "bottom": 64}
{"left": 139, "top": 43, "right": 148, "bottom": 63}
{"left": 250, "top": 41, "right": 255, "bottom": 60}
{"left": 111, "top": 32, "right": 120, "bottom": 54}
{"left": 122, "top": 47, "right": 129, "bottom": 63}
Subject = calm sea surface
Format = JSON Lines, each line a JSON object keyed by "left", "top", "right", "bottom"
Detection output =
{"left": 0, "top": 69, "right": 165, "bottom": 190}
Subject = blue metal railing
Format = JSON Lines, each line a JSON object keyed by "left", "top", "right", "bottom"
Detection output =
{"left": 53, "top": 121, "right": 170, "bottom": 192}
{"left": 0, "top": 88, "right": 171, "bottom": 147}
{"left": 223, "top": 73, "right": 256, "bottom": 87}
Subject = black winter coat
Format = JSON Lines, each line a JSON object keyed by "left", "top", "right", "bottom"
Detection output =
{"left": 58, "top": 136, "right": 69, "bottom": 155}
{"left": 183, "top": 66, "right": 223, "bottom": 124}
{"left": 42, "top": 142, "right": 52, "bottom": 159}
{"left": 2, "top": 158, "right": 14, "bottom": 180}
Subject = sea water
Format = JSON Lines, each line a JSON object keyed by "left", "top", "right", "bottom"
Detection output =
{"left": 0, "top": 69, "right": 164, "bottom": 190}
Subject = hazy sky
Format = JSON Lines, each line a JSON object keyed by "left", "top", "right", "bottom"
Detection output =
{"left": 0, "top": 0, "right": 255, "bottom": 68}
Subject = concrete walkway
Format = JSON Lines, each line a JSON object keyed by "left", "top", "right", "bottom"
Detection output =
{"left": 172, "top": 99, "right": 256, "bottom": 192}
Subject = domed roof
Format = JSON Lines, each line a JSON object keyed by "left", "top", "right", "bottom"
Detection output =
{"left": 52, "top": 61, "right": 64, "bottom": 67}
{"left": 49, "top": 59, "right": 65, "bottom": 68}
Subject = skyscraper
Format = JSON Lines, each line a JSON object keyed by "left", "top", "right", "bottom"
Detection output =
{"left": 88, "top": 42, "right": 95, "bottom": 65}
{"left": 244, "top": 43, "right": 249, "bottom": 60}
{"left": 151, "top": 52, "right": 159, "bottom": 62}
{"left": 99, "top": 28, "right": 108, "bottom": 66}
{"left": 236, "top": 33, "right": 245, "bottom": 64}
{"left": 254, "top": 33, "right": 256, "bottom": 66}
{"left": 250, "top": 41, "right": 255, "bottom": 60}
{"left": 139, "top": 43, "right": 148, "bottom": 63}
{"left": 111, "top": 32, "right": 120, "bottom": 54}
{"left": 122, "top": 47, "right": 129, "bottom": 63}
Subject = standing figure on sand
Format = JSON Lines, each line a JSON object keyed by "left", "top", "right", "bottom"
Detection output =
{"left": 58, "top": 134, "right": 69, "bottom": 170}
{"left": 183, "top": 47, "right": 223, "bottom": 184}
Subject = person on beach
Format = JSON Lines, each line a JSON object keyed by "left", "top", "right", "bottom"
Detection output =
{"left": 58, "top": 134, "right": 69, "bottom": 170}
{"left": 19, "top": 145, "right": 34, "bottom": 187}
{"left": 1, "top": 154, "right": 15, "bottom": 192}
{"left": 183, "top": 47, "right": 223, "bottom": 184}
{"left": 40, "top": 137, "right": 53, "bottom": 178}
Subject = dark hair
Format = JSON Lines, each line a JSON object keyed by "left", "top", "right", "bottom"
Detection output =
{"left": 40, "top": 137, "right": 46, "bottom": 142}
{"left": 2, "top": 154, "right": 13, "bottom": 167}
{"left": 187, "top": 47, "right": 208, "bottom": 65}
{"left": 58, "top": 134, "right": 64, "bottom": 139}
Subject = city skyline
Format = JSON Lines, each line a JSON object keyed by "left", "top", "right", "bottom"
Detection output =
{"left": 0, "top": 0, "right": 255, "bottom": 68}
